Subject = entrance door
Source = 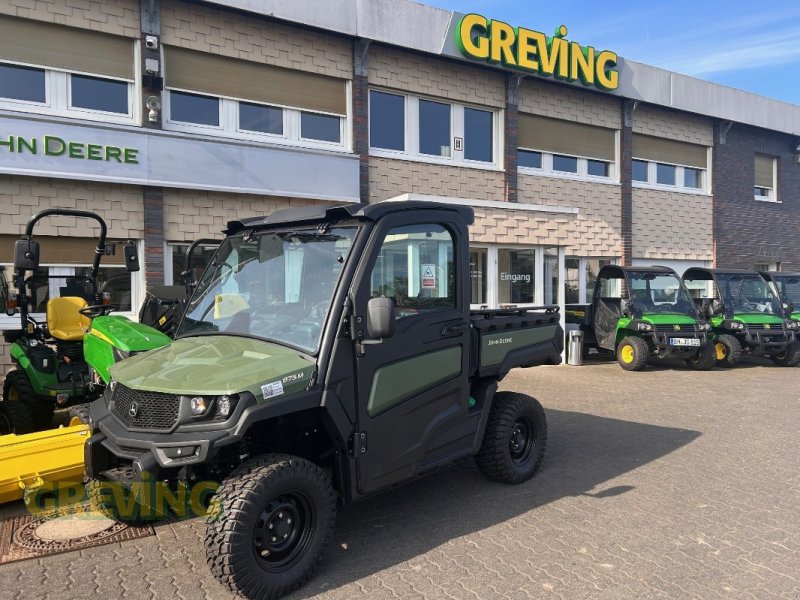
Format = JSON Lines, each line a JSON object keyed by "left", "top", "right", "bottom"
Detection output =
{"left": 353, "top": 216, "right": 472, "bottom": 494}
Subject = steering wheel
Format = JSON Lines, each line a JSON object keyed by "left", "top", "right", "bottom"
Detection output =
{"left": 79, "top": 305, "right": 118, "bottom": 319}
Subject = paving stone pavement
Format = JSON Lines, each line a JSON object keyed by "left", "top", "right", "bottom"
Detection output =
{"left": 1, "top": 356, "right": 798, "bottom": 600}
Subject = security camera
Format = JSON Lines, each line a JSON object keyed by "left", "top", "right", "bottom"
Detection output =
{"left": 145, "top": 35, "right": 159, "bottom": 50}
{"left": 145, "top": 95, "right": 161, "bottom": 123}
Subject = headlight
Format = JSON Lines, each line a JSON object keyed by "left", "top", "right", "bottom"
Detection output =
{"left": 636, "top": 322, "right": 653, "bottom": 331}
{"left": 216, "top": 394, "right": 239, "bottom": 418}
{"left": 698, "top": 323, "right": 711, "bottom": 331}
{"left": 786, "top": 321, "right": 798, "bottom": 330}
{"left": 190, "top": 396, "right": 209, "bottom": 415}
{"left": 731, "top": 321, "right": 745, "bottom": 330}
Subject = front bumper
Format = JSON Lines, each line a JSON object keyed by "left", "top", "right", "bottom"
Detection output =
{"left": 647, "top": 332, "right": 708, "bottom": 357}
{"left": 736, "top": 328, "right": 795, "bottom": 354}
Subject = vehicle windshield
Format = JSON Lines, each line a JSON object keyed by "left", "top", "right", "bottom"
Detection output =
{"left": 177, "top": 227, "right": 356, "bottom": 353}
{"left": 769, "top": 275, "right": 800, "bottom": 309}
{"left": 628, "top": 272, "right": 696, "bottom": 315}
{"left": 716, "top": 273, "right": 782, "bottom": 315}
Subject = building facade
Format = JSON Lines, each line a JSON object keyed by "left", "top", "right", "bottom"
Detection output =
{"left": 1, "top": 0, "right": 799, "bottom": 375}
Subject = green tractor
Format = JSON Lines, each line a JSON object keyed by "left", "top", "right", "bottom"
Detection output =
{"left": 0, "top": 209, "right": 171, "bottom": 434}
{"left": 682, "top": 268, "right": 800, "bottom": 367}
{"left": 581, "top": 265, "right": 715, "bottom": 371}
{"left": 761, "top": 271, "right": 800, "bottom": 324}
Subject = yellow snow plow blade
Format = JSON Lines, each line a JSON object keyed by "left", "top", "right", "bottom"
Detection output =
{"left": 0, "top": 424, "right": 88, "bottom": 505}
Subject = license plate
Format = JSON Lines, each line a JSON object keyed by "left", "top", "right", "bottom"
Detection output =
{"left": 670, "top": 337, "right": 700, "bottom": 347}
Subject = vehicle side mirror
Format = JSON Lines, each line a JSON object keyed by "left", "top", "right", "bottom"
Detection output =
{"left": 711, "top": 298, "right": 724, "bottom": 316}
{"left": 123, "top": 244, "right": 140, "bottom": 272}
{"left": 784, "top": 301, "right": 795, "bottom": 313}
{"left": 367, "top": 297, "right": 395, "bottom": 339}
{"left": 620, "top": 298, "right": 632, "bottom": 317}
{"left": 14, "top": 239, "right": 40, "bottom": 270}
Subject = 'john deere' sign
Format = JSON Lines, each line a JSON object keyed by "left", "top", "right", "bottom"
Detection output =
{"left": 0, "top": 134, "right": 139, "bottom": 163}
{"left": 455, "top": 14, "right": 619, "bottom": 91}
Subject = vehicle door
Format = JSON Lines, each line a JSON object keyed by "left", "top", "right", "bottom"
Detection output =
{"left": 593, "top": 274, "right": 625, "bottom": 350}
{"left": 352, "top": 214, "right": 472, "bottom": 494}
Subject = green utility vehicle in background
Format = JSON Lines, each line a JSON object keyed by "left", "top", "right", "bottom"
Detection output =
{"left": 575, "top": 265, "right": 714, "bottom": 371}
{"left": 0, "top": 209, "right": 170, "bottom": 434}
{"left": 86, "top": 201, "right": 563, "bottom": 600}
{"left": 761, "top": 271, "right": 800, "bottom": 324}
{"left": 683, "top": 268, "right": 799, "bottom": 367}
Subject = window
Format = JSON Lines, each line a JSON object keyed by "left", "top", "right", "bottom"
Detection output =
{"left": 566, "top": 257, "right": 616, "bottom": 304}
{"left": 517, "top": 114, "right": 616, "bottom": 182}
{"left": 70, "top": 74, "right": 128, "bottom": 114}
{"left": 498, "top": 248, "right": 536, "bottom": 305}
{"left": 239, "top": 102, "right": 283, "bottom": 135}
{"left": 370, "top": 224, "right": 455, "bottom": 319}
{"left": 369, "top": 90, "right": 404, "bottom": 151}
{"left": 632, "top": 134, "right": 709, "bottom": 193}
{"left": 166, "top": 242, "right": 219, "bottom": 286}
{"left": 368, "top": 90, "right": 500, "bottom": 168}
{"left": 470, "top": 248, "right": 488, "bottom": 306}
{"left": 0, "top": 63, "right": 45, "bottom": 103}
{"left": 163, "top": 47, "right": 348, "bottom": 151}
{"left": 754, "top": 154, "right": 777, "bottom": 201}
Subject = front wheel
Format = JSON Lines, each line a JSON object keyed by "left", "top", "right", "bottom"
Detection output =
{"left": 475, "top": 392, "right": 547, "bottom": 484}
{"left": 686, "top": 342, "right": 716, "bottom": 370}
{"left": 206, "top": 454, "right": 337, "bottom": 600}
{"left": 714, "top": 334, "right": 742, "bottom": 367}
{"left": 1, "top": 371, "right": 40, "bottom": 434}
{"left": 771, "top": 341, "right": 800, "bottom": 367}
{"left": 617, "top": 336, "right": 649, "bottom": 371}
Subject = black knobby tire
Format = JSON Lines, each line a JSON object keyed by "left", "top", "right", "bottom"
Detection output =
{"left": 686, "top": 341, "right": 716, "bottom": 371}
{"left": 772, "top": 340, "right": 800, "bottom": 367}
{"left": 617, "top": 336, "right": 649, "bottom": 371}
{"left": 86, "top": 479, "right": 118, "bottom": 520}
{"left": 1, "top": 371, "right": 40, "bottom": 434}
{"left": 67, "top": 403, "right": 92, "bottom": 427}
{"left": 714, "top": 334, "right": 742, "bottom": 367}
{"left": 205, "top": 454, "right": 337, "bottom": 600}
{"left": 475, "top": 392, "right": 547, "bottom": 485}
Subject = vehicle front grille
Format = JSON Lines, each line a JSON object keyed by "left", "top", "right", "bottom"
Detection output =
{"left": 745, "top": 324, "right": 785, "bottom": 332}
{"left": 654, "top": 324, "right": 697, "bottom": 333}
{"left": 111, "top": 384, "right": 180, "bottom": 430}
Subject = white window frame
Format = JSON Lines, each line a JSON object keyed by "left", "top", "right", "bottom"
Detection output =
{"left": 0, "top": 50, "right": 140, "bottom": 126}
{"left": 565, "top": 256, "right": 619, "bottom": 305}
{"left": 368, "top": 88, "right": 503, "bottom": 171}
{"left": 164, "top": 241, "right": 220, "bottom": 286}
{"left": 754, "top": 156, "right": 778, "bottom": 203}
{"left": 632, "top": 156, "right": 711, "bottom": 195}
{"left": 518, "top": 147, "right": 618, "bottom": 186}
{"left": 163, "top": 85, "right": 351, "bottom": 153}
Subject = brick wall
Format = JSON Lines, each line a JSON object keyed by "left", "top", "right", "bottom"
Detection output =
{"left": 518, "top": 80, "right": 621, "bottom": 128}
{"left": 160, "top": 0, "right": 352, "bottom": 78}
{"left": 162, "top": 189, "right": 327, "bottom": 240}
{"left": 714, "top": 124, "right": 800, "bottom": 270}
{"left": 631, "top": 189, "right": 713, "bottom": 260}
{"left": 369, "top": 158, "right": 505, "bottom": 204}
{"left": 0, "top": 0, "right": 139, "bottom": 36}
{"left": 368, "top": 45, "right": 505, "bottom": 108}
{"left": 0, "top": 175, "right": 143, "bottom": 238}
{"left": 518, "top": 175, "right": 622, "bottom": 257}
{"left": 633, "top": 104, "right": 713, "bottom": 146}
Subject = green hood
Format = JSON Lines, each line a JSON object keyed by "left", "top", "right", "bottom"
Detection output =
{"left": 642, "top": 313, "right": 698, "bottom": 326}
{"left": 732, "top": 313, "right": 785, "bottom": 325}
{"left": 790, "top": 311, "right": 800, "bottom": 322}
{"left": 90, "top": 315, "right": 171, "bottom": 352}
{"left": 109, "top": 335, "right": 315, "bottom": 398}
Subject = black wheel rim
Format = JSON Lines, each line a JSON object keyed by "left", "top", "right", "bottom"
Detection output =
{"left": 252, "top": 491, "right": 314, "bottom": 572}
{"left": 509, "top": 417, "right": 535, "bottom": 464}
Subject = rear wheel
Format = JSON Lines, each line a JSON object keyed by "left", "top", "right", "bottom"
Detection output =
{"left": 617, "top": 336, "right": 649, "bottom": 371}
{"left": 206, "top": 454, "right": 337, "bottom": 600}
{"left": 771, "top": 341, "right": 800, "bottom": 367}
{"left": 1, "top": 371, "right": 41, "bottom": 434}
{"left": 714, "top": 334, "right": 742, "bottom": 367}
{"left": 686, "top": 342, "right": 716, "bottom": 370}
{"left": 475, "top": 392, "right": 547, "bottom": 484}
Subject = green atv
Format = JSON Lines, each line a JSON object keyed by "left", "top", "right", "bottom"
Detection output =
{"left": 761, "top": 271, "right": 800, "bottom": 324}
{"left": 580, "top": 265, "right": 714, "bottom": 371}
{"left": 0, "top": 209, "right": 170, "bottom": 434}
{"left": 683, "top": 268, "right": 800, "bottom": 367}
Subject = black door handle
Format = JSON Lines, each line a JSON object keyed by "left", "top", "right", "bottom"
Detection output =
{"left": 442, "top": 320, "right": 469, "bottom": 336}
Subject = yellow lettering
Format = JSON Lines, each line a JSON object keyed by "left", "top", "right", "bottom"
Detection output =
{"left": 489, "top": 19, "right": 517, "bottom": 66}
{"left": 554, "top": 37, "right": 569, "bottom": 79}
{"left": 189, "top": 481, "right": 219, "bottom": 519}
{"left": 571, "top": 42, "right": 595, "bottom": 86}
{"left": 457, "top": 13, "right": 489, "bottom": 59}
{"left": 516, "top": 27, "right": 539, "bottom": 71}
{"left": 596, "top": 50, "right": 619, "bottom": 90}
{"left": 530, "top": 31, "right": 553, "bottom": 75}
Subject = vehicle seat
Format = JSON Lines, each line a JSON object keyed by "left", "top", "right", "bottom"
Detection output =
{"left": 46, "top": 297, "right": 91, "bottom": 341}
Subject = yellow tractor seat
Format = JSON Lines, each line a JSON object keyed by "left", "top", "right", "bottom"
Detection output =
{"left": 46, "top": 297, "right": 91, "bottom": 341}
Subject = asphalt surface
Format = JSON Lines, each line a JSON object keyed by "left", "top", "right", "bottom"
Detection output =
{"left": 1, "top": 355, "right": 798, "bottom": 599}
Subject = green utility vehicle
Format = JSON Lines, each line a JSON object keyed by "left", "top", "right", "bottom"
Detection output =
{"left": 0, "top": 209, "right": 170, "bottom": 434}
{"left": 761, "top": 271, "right": 800, "bottom": 324}
{"left": 683, "top": 268, "right": 799, "bottom": 367}
{"left": 85, "top": 201, "right": 563, "bottom": 600}
{"left": 575, "top": 265, "right": 714, "bottom": 371}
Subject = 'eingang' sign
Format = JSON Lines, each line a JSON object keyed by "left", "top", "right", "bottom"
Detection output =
{"left": 455, "top": 14, "right": 619, "bottom": 91}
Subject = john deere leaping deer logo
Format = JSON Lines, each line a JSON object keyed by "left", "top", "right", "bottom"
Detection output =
{"left": 673, "top": 325, "right": 681, "bottom": 331}
{"left": 764, "top": 324, "right": 771, "bottom": 330}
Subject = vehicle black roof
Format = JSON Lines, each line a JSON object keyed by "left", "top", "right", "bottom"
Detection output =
{"left": 763, "top": 271, "right": 800, "bottom": 278}
{"left": 684, "top": 268, "right": 763, "bottom": 276}
{"left": 225, "top": 201, "right": 475, "bottom": 234}
{"left": 598, "top": 265, "right": 679, "bottom": 276}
